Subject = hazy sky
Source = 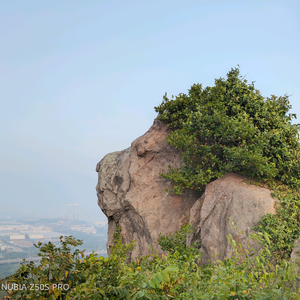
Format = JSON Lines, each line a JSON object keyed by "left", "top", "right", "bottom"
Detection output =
{"left": 0, "top": 0, "right": 299, "bottom": 222}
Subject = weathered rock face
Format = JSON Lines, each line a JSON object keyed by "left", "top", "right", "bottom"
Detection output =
{"left": 96, "top": 119, "right": 201, "bottom": 260}
{"left": 96, "top": 119, "right": 278, "bottom": 263}
{"left": 188, "top": 173, "right": 278, "bottom": 264}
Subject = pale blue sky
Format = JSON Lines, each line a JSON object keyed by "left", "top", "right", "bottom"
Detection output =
{"left": 0, "top": 0, "right": 299, "bottom": 222}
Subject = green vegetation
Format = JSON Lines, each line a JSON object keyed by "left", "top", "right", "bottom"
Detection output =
{"left": 155, "top": 66, "right": 300, "bottom": 194}
{"left": 2, "top": 225, "right": 300, "bottom": 299}
{"left": 154, "top": 66, "right": 300, "bottom": 260}
{"left": 3, "top": 67, "right": 300, "bottom": 298}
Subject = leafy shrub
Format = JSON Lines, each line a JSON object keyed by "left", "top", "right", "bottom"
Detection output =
{"left": 155, "top": 66, "right": 300, "bottom": 259}
{"left": 68, "top": 225, "right": 136, "bottom": 299}
{"left": 155, "top": 66, "right": 300, "bottom": 194}
{"left": 1, "top": 229, "right": 135, "bottom": 300}
{"left": 253, "top": 183, "right": 300, "bottom": 260}
{"left": 4, "top": 67, "right": 300, "bottom": 298}
{"left": 2, "top": 236, "right": 85, "bottom": 299}
{"left": 3, "top": 224, "right": 300, "bottom": 299}
{"left": 114, "top": 223, "right": 300, "bottom": 299}
{"left": 158, "top": 223, "right": 200, "bottom": 260}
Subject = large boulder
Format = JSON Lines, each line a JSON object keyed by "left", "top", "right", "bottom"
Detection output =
{"left": 95, "top": 119, "right": 280, "bottom": 263}
{"left": 96, "top": 119, "right": 201, "bottom": 260}
{"left": 188, "top": 173, "right": 278, "bottom": 264}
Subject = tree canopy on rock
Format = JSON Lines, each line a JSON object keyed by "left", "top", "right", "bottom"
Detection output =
{"left": 155, "top": 66, "right": 300, "bottom": 195}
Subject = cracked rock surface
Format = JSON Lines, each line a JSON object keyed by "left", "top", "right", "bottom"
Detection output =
{"left": 96, "top": 118, "right": 201, "bottom": 260}
{"left": 191, "top": 173, "right": 278, "bottom": 265}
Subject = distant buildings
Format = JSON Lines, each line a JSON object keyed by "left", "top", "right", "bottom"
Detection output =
{"left": 70, "top": 225, "right": 97, "bottom": 235}
{"left": 0, "top": 219, "right": 108, "bottom": 256}
{"left": 0, "top": 224, "right": 65, "bottom": 250}
{"left": 10, "top": 235, "right": 25, "bottom": 240}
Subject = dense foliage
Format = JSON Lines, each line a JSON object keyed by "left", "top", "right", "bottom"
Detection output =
{"left": 155, "top": 67, "right": 300, "bottom": 260}
{"left": 2, "top": 225, "right": 300, "bottom": 299}
{"left": 3, "top": 67, "right": 300, "bottom": 298}
{"left": 154, "top": 66, "right": 300, "bottom": 194}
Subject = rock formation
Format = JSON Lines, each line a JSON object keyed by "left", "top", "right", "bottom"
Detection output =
{"left": 96, "top": 118, "right": 279, "bottom": 263}
{"left": 188, "top": 173, "right": 278, "bottom": 264}
{"left": 96, "top": 118, "right": 201, "bottom": 260}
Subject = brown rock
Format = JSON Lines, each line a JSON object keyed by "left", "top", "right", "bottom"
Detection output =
{"left": 96, "top": 119, "right": 201, "bottom": 259}
{"left": 195, "top": 173, "right": 278, "bottom": 265}
{"left": 96, "top": 119, "right": 280, "bottom": 264}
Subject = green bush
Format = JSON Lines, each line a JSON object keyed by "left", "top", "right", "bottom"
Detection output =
{"left": 3, "top": 224, "right": 300, "bottom": 299}
{"left": 4, "top": 67, "right": 300, "bottom": 298}
{"left": 154, "top": 66, "right": 300, "bottom": 194}
{"left": 158, "top": 223, "right": 200, "bottom": 261}
{"left": 155, "top": 66, "right": 300, "bottom": 260}
{"left": 253, "top": 183, "right": 300, "bottom": 260}
{"left": 1, "top": 229, "right": 135, "bottom": 300}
